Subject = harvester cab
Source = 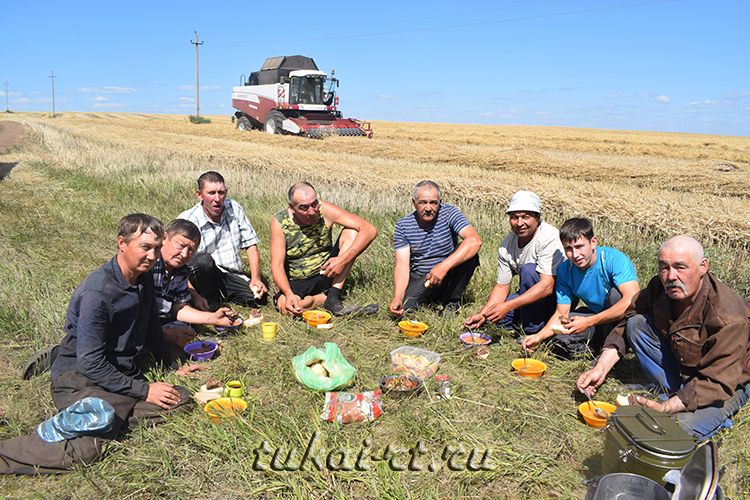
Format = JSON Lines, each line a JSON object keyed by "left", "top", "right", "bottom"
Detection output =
{"left": 231, "top": 55, "right": 371, "bottom": 138}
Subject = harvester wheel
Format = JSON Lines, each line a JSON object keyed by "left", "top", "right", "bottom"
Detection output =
{"left": 264, "top": 111, "right": 283, "bottom": 134}
{"left": 237, "top": 116, "right": 251, "bottom": 131}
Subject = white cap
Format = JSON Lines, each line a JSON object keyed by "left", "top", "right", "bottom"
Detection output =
{"left": 506, "top": 190, "right": 541, "bottom": 214}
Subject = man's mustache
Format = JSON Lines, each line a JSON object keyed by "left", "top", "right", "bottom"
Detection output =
{"left": 664, "top": 280, "right": 687, "bottom": 294}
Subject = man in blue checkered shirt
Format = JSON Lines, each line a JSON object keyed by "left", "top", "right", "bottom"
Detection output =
{"left": 178, "top": 171, "right": 268, "bottom": 310}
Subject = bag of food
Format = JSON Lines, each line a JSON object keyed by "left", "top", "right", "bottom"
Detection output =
{"left": 292, "top": 342, "right": 356, "bottom": 391}
{"left": 321, "top": 390, "right": 382, "bottom": 424}
{"left": 390, "top": 346, "right": 441, "bottom": 379}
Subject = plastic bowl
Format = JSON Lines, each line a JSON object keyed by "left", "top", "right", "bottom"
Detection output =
{"left": 459, "top": 332, "right": 492, "bottom": 347}
{"left": 204, "top": 397, "right": 248, "bottom": 424}
{"left": 302, "top": 310, "right": 332, "bottom": 327}
{"left": 398, "top": 320, "right": 429, "bottom": 338}
{"left": 511, "top": 358, "right": 547, "bottom": 378}
{"left": 184, "top": 340, "right": 219, "bottom": 361}
{"left": 578, "top": 401, "right": 617, "bottom": 428}
{"left": 215, "top": 317, "right": 243, "bottom": 332}
{"left": 379, "top": 374, "right": 423, "bottom": 397}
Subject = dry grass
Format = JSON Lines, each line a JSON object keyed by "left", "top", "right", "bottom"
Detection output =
{"left": 1, "top": 112, "right": 749, "bottom": 498}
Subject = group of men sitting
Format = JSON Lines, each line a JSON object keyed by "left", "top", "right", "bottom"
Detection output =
{"left": 1, "top": 171, "right": 748, "bottom": 475}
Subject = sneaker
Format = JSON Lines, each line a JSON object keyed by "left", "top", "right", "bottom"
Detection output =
{"left": 324, "top": 299, "right": 362, "bottom": 317}
{"left": 21, "top": 344, "right": 60, "bottom": 380}
{"left": 441, "top": 302, "right": 461, "bottom": 317}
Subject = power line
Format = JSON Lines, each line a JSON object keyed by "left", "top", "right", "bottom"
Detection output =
{"left": 191, "top": 31, "right": 204, "bottom": 117}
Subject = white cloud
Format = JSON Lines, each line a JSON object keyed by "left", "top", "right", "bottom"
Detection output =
{"left": 687, "top": 99, "right": 723, "bottom": 108}
{"left": 178, "top": 84, "right": 220, "bottom": 91}
{"left": 376, "top": 94, "right": 399, "bottom": 101}
{"left": 93, "top": 102, "right": 125, "bottom": 108}
{"left": 178, "top": 103, "right": 194, "bottom": 108}
{"left": 536, "top": 111, "right": 552, "bottom": 116}
{"left": 655, "top": 95, "right": 670, "bottom": 103}
{"left": 93, "top": 96, "right": 108, "bottom": 102}
{"left": 179, "top": 97, "right": 194, "bottom": 103}
{"left": 76, "top": 86, "right": 137, "bottom": 94}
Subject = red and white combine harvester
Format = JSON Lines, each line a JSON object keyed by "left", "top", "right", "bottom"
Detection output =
{"left": 231, "top": 55, "right": 372, "bottom": 138}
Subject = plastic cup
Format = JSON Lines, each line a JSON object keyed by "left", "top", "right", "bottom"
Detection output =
{"left": 223, "top": 380, "right": 243, "bottom": 398}
{"left": 261, "top": 322, "right": 278, "bottom": 342}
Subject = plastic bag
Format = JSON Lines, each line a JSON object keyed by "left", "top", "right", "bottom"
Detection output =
{"left": 292, "top": 342, "right": 356, "bottom": 391}
{"left": 390, "top": 346, "right": 441, "bottom": 379}
{"left": 37, "top": 397, "right": 115, "bottom": 442}
{"left": 321, "top": 390, "right": 382, "bottom": 424}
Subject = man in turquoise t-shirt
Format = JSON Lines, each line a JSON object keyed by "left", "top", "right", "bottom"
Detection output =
{"left": 522, "top": 217, "right": 640, "bottom": 357}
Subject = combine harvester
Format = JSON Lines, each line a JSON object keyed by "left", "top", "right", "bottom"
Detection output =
{"left": 231, "top": 55, "right": 372, "bottom": 138}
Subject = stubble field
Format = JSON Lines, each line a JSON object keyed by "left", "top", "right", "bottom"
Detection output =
{"left": 0, "top": 113, "right": 749, "bottom": 498}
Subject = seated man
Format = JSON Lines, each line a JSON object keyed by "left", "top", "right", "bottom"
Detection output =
{"left": 0, "top": 214, "right": 201, "bottom": 474}
{"left": 577, "top": 235, "right": 750, "bottom": 439}
{"left": 178, "top": 171, "right": 268, "bottom": 310}
{"left": 153, "top": 219, "right": 238, "bottom": 348}
{"left": 271, "top": 181, "right": 378, "bottom": 316}
{"left": 388, "top": 180, "right": 482, "bottom": 316}
{"left": 522, "top": 217, "right": 640, "bottom": 357}
{"left": 464, "top": 191, "right": 564, "bottom": 334}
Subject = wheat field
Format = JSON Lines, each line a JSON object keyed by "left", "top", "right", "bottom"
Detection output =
{"left": 0, "top": 112, "right": 749, "bottom": 498}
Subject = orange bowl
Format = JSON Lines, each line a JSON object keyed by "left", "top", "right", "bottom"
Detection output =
{"left": 302, "top": 310, "right": 332, "bottom": 327}
{"left": 204, "top": 397, "right": 248, "bottom": 424}
{"left": 511, "top": 358, "right": 547, "bottom": 378}
{"left": 398, "top": 320, "right": 429, "bottom": 338}
{"left": 578, "top": 401, "right": 617, "bottom": 428}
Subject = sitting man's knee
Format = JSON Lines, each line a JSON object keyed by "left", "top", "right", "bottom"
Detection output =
{"left": 624, "top": 314, "right": 651, "bottom": 343}
{"left": 189, "top": 252, "right": 215, "bottom": 273}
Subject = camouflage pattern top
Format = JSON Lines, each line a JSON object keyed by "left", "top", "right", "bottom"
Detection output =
{"left": 275, "top": 208, "right": 333, "bottom": 280}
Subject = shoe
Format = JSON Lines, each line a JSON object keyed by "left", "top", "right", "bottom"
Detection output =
{"left": 21, "top": 344, "right": 60, "bottom": 380}
{"left": 357, "top": 303, "right": 379, "bottom": 316}
{"left": 441, "top": 302, "right": 460, "bottom": 317}
{"left": 324, "top": 300, "right": 362, "bottom": 317}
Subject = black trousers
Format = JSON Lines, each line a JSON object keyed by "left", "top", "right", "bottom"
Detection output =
{"left": 551, "top": 287, "right": 623, "bottom": 357}
{"left": 0, "top": 372, "right": 191, "bottom": 475}
{"left": 188, "top": 252, "right": 268, "bottom": 308}
{"left": 403, "top": 255, "right": 479, "bottom": 310}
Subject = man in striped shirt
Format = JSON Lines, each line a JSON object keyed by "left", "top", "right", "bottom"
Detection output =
{"left": 178, "top": 171, "right": 268, "bottom": 310}
{"left": 389, "top": 180, "right": 482, "bottom": 316}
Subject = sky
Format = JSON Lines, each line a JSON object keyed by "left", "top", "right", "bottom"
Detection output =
{"left": 2, "top": 0, "right": 749, "bottom": 136}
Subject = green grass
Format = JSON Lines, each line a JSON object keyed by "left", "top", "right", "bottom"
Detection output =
{"left": 188, "top": 115, "right": 212, "bottom": 124}
{"left": 1, "top": 124, "right": 749, "bottom": 498}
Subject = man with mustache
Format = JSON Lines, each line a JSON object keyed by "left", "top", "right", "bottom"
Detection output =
{"left": 1, "top": 214, "right": 201, "bottom": 474}
{"left": 271, "top": 182, "right": 379, "bottom": 316}
{"left": 464, "top": 190, "right": 564, "bottom": 334}
{"left": 389, "top": 180, "right": 482, "bottom": 316}
{"left": 152, "top": 219, "right": 236, "bottom": 347}
{"left": 178, "top": 171, "right": 268, "bottom": 311}
{"left": 522, "top": 218, "right": 640, "bottom": 357}
{"left": 577, "top": 235, "right": 750, "bottom": 438}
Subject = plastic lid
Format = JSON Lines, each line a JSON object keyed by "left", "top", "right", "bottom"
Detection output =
{"left": 435, "top": 375, "right": 449, "bottom": 382}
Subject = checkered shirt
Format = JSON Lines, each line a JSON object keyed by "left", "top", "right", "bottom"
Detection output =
{"left": 150, "top": 257, "right": 192, "bottom": 319}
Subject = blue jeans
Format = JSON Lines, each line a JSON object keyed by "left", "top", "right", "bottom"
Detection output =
{"left": 625, "top": 313, "right": 750, "bottom": 439}
{"left": 498, "top": 263, "right": 556, "bottom": 334}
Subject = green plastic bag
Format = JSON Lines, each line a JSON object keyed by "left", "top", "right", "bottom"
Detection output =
{"left": 292, "top": 342, "right": 356, "bottom": 391}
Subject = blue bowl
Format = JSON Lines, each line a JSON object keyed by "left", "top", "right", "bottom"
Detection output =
{"left": 184, "top": 341, "right": 219, "bottom": 361}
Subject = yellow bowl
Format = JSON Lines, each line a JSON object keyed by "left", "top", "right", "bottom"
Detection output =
{"left": 511, "top": 358, "right": 548, "bottom": 378}
{"left": 302, "top": 310, "right": 332, "bottom": 327}
{"left": 578, "top": 401, "right": 617, "bottom": 428}
{"left": 398, "top": 320, "right": 429, "bottom": 338}
{"left": 203, "top": 397, "right": 248, "bottom": 424}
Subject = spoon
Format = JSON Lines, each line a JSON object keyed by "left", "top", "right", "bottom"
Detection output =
{"left": 584, "top": 389, "right": 609, "bottom": 419}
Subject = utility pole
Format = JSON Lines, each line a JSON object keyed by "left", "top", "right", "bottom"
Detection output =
{"left": 191, "top": 31, "right": 203, "bottom": 117}
{"left": 49, "top": 71, "right": 56, "bottom": 117}
{"left": 3, "top": 81, "right": 8, "bottom": 112}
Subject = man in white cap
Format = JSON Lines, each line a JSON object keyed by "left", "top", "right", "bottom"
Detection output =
{"left": 464, "top": 190, "right": 564, "bottom": 334}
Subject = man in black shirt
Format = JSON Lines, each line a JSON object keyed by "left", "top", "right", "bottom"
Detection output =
{"left": 0, "top": 214, "right": 202, "bottom": 474}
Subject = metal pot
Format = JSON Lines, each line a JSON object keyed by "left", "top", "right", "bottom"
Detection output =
{"left": 602, "top": 405, "right": 696, "bottom": 484}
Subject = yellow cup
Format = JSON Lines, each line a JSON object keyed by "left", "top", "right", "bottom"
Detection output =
{"left": 223, "top": 380, "right": 243, "bottom": 398}
{"left": 261, "top": 322, "right": 278, "bottom": 342}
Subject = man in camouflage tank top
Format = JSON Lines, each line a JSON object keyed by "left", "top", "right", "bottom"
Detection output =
{"left": 270, "top": 182, "right": 379, "bottom": 316}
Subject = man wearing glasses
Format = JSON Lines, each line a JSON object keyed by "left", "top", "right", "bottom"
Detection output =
{"left": 270, "top": 182, "right": 379, "bottom": 316}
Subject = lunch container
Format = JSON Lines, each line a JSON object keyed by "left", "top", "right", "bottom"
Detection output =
{"left": 601, "top": 405, "right": 696, "bottom": 484}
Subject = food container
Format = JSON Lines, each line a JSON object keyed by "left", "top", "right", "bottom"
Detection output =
{"left": 203, "top": 397, "right": 248, "bottom": 424}
{"left": 602, "top": 405, "right": 696, "bottom": 484}
{"left": 379, "top": 374, "right": 423, "bottom": 398}
{"left": 459, "top": 332, "right": 491, "bottom": 347}
{"left": 302, "top": 310, "right": 332, "bottom": 327}
{"left": 578, "top": 401, "right": 617, "bottom": 429}
{"left": 184, "top": 340, "right": 219, "bottom": 361}
{"left": 586, "top": 473, "right": 670, "bottom": 500}
{"left": 390, "top": 346, "right": 441, "bottom": 379}
{"left": 398, "top": 320, "right": 429, "bottom": 338}
{"left": 511, "top": 358, "right": 547, "bottom": 378}
{"left": 216, "top": 317, "right": 243, "bottom": 332}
